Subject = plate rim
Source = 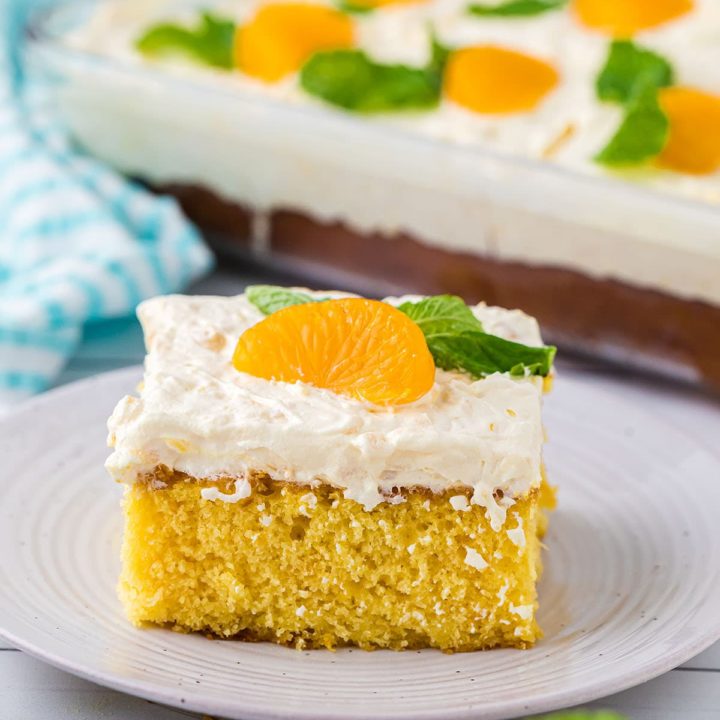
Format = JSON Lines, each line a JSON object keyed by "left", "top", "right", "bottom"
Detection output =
{"left": 1, "top": 366, "right": 720, "bottom": 720}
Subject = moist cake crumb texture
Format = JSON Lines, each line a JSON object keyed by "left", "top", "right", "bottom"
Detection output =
{"left": 121, "top": 470, "right": 555, "bottom": 651}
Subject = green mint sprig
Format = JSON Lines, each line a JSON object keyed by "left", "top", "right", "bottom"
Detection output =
{"left": 395, "top": 294, "right": 484, "bottom": 337}
{"left": 595, "top": 40, "right": 674, "bottom": 166}
{"left": 335, "top": 0, "right": 375, "bottom": 14}
{"left": 246, "top": 286, "right": 317, "bottom": 315}
{"left": 468, "top": 0, "right": 568, "bottom": 17}
{"left": 596, "top": 40, "right": 673, "bottom": 104}
{"left": 246, "top": 287, "right": 555, "bottom": 379}
{"left": 136, "top": 12, "right": 235, "bottom": 70}
{"left": 595, "top": 85, "right": 668, "bottom": 165}
{"left": 398, "top": 295, "right": 555, "bottom": 378}
{"left": 299, "top": 36, "right": 449, "bottom": 113}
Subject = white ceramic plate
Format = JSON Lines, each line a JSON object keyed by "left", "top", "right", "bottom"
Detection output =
{"left": 1, "top": 367, "right": 719, "bottom": 720}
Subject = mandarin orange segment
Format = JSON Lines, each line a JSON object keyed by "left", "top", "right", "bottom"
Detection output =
{"left": 445, "top": 46, "right": 559, "bottom": 115}
{"left": 656, "top": 87, "right": 720, "bottom": 175}
{"left": 235, "top": 4, "right": 354, "bottom": 82}
{"left": 573, "top": 0, "right": 693, "bottom": 36}
{"left": 233, "top": 299, "right": 435, "bottom": 405}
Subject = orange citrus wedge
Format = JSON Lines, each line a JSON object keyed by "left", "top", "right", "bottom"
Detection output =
{"left": 657, "top": 86, "right": 720, "bottom": 175}
{"left": 233, "top": 298, "right": 435, "bottom": 405}
{"left": 445, "top": 46, "right": 559, "bottom": 115}
{"left": 573, "top": 0, "right": 693, "bottom": 36}
{"left": 235, "top": 4, "right": 354, "bottom": 82}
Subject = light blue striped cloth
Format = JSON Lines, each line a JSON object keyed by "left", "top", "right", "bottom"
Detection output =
{"left": 0, "top": 0, "right": 214, "bottom": 408}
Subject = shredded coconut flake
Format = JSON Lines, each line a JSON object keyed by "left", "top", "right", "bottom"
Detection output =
{"left": 464, "top": 547, "right": 488, "bottom": 571}
{"left": 471, "top": 486, "right": 508, "bottom": 530}
{"left": 510, "top": 603, "right": 533, "bottom": 620}
{"left": 259, "top": 515, "right": 272, "bottom": 527}
{"left": 507, "top": 513, "right": 526, "bottom": 548}
{"left": 295, "top": 605, "right": 306, "bottom": 617}
{"left": 200, "top": 477, "right": 251, "bottom": 503}
{"left": 449, "top": 495, "right": 470, "bottom": 512}
{"left": 300, "top": 492, "right": 317, "bottom": 509}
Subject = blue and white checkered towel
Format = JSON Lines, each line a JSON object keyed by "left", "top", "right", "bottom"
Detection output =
{"left": 0, "top": 1, "right": 214, "bottom": 408}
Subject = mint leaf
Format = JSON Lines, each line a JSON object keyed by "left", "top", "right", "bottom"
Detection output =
{"left": 594, "top": 40, "right": 673, "bottom": 166}
{"left": 336, "top": 0, "right": 375, "bottom": 13}
{"left": 469, "top": 0, "right": 567, "bottom": 17}
{"left": 399, "top": 295, "right": 555, "bottom": 378}
{"left": 397, "top": 295, "right": 485, "bottom": 337}
{"left": 300, "top": 49, "right": 445, "bottom": 112}
{"left": 595, "top": 84, "right": 669, "bottom": 165}
{"left": 246, "top": 286, "right": 316, "bottom": 315}
{"left": 429, "top": 34, "right": 452, "bottom": 87}
{"left": 431, "top": 331, "right": 555, "bottom": 378}
{"left": 597, "top": 40, "right": 673, "bottom": 104}
{"left": 136, "top": 13, "right": 235, "bottom": 70}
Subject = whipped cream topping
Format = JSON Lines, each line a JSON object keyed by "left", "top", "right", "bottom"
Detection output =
{"left": 106, "top": 291, "right": 547, "bottom": 524}
{"left": 67, "top": 0, "right": 720, "bottom": 200}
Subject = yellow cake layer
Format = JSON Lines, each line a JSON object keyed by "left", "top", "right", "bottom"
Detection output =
{"left": 120, "top": 470, "right": 554, "bottom": 652}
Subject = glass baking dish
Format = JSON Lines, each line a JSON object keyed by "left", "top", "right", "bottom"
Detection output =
{"left": 26, "top": 0, "right": 720, "bottom": 388}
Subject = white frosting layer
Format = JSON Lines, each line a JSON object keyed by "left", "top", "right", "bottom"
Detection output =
{"left": 66, "top": 0, "right": 720, "bottom": 198}
{"left": 55, "top": 0, "right": 720, "bottom": 304}
{"left": 106, "top": 292, "right": 546, "bottom": 521}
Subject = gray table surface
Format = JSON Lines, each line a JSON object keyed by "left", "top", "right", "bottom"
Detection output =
{"left": 2, "top": 269, "right": 719, "bottom": 720}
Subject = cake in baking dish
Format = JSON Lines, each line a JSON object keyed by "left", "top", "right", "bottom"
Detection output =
{"left": 106, "top": 286, "right": 556, "bottom": 651}
{"left": 60, "top": 0, "right": 720, "bottom": 391}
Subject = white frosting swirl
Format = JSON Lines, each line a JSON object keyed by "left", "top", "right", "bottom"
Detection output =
{"left": 106, "top": 292, "right": 547, "bottom": 522}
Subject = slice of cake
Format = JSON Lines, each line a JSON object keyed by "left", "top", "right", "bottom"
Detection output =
{"left": 107, "top": 286, "right": 556, "bottom": 651}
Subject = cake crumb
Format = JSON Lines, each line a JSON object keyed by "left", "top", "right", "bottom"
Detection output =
{"left": 260, "top": 515, "right": 272, "bottom": 527}
{"left": 497, "top": 581, "right": 510, "bottom": 605}
{"left": 202, "top": 331, "right": 227, "bottom": 352}
{"left": 296, "top": 605, "right": 306, "bottom": 617}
